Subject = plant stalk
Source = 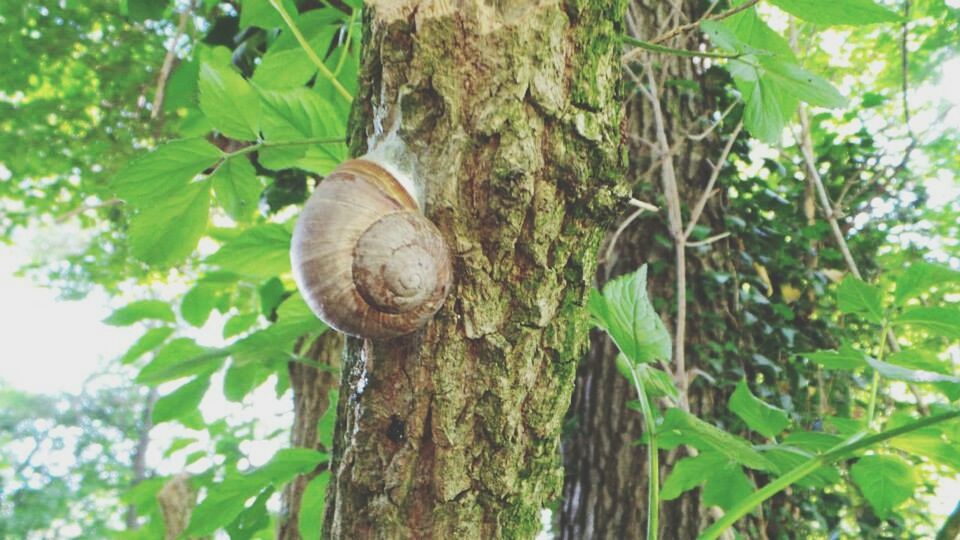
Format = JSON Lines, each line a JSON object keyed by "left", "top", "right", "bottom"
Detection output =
{"left": 628, "top": 364, "right": 660, "bottom": 540}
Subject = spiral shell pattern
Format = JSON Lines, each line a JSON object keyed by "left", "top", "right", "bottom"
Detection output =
{"left": 290, "top": 159, "right": 453, "bottom": 339}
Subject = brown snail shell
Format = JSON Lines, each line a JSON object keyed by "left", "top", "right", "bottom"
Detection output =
{"left": 290, "top": 159, "right": 453, "bottom": 339}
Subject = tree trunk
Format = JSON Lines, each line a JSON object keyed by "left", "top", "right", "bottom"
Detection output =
{"left": 560, "top": 1, "right": 737, "bottom": 538}
{"left": 278, "top": 331, "right": 343, "bottom": 540}
{"left": 321, "top": 2, "right": 628, "bottom": 538}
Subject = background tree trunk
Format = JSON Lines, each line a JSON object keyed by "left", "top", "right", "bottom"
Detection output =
{"left": 278, "top": 331, "right": 343, "bottom": 540}
{"left": 322, "top": 2, "right": 628, "bottom": 538}
{"left": 560, "top": 1, "right": 739, "bottom": 538}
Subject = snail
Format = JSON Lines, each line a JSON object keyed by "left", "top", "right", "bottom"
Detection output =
{"left": 290, "top": 157, "right": 453, "bottom": 339}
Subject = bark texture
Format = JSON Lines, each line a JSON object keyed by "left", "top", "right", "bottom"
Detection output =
{"left": 278, "top": 331, "right": 343, "bottom": 540}
{"left": 560, "top": 1, "right": 737, "bottom": 538}
{"left": 322, "top": 2, "right": 628, "bottom": 538}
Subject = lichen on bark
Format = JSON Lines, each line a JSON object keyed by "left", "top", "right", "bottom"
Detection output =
{"left": 321, "top": 2, "right": 628, "bottom": 539}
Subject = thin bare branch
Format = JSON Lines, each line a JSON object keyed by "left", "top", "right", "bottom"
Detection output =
{"left": 151, "top": 6, "right": 191, "bottom": 121}
{"left": 684, "top": 121, "right": 743, "bottom": 239}
{"left": 651, "top": 0, "right": 760, "bottom": 45}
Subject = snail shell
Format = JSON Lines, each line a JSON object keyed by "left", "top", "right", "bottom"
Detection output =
{"left": 290, "top": 159, "right": 453, "bottom": 339}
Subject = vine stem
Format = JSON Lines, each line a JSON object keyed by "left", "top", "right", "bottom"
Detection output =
{"left": 628, "top": 364, "right": 659, "bottom": 540}
{"left": 698, "top": 409, "right": 960, "bottom": 540}
{"left": 267, "top": 0, "right": 353, "bottom": 103}
{"left": 865, "top": 322, "right": 889, "bottom": 428}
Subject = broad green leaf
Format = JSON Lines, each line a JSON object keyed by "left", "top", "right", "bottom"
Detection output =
{"left": 317, "top": 390, "right": 338, "bottom": 450}
{"left": 781, "top": 431, "right": 845, "bottom": 453}
{"left": 120, "top": 327, "right": 176, "bottom": 364}
{"left": 256, "top": 87, "right": 347, "bottom": 173}
{"left": 137, "top": 338, "right": 225, "bottom": 384}
{"left": 186, "top": 447, "right": 327, "bottom": 535}
{"left": 657, "top": 408, "right": 776, "bottom": 472}
{"left": 588, "top": 265, "right": 672, "bottom": 365}
{"left": 850, "top": 455, "right": 916, "bottom": 519}
{"left": 763, "top": 447, "right": 841, "bottom": 488}
{"left": 112, "top": 138, "right": 221, "bottom": 204}
{"left": 211, "top": 157, "right": 262, "bottom": 222}
{"left": 736, "top": 72, "right": 792, "bottom": 144}
{"left": 239, "top": 0, "right": 298, "bottom": 29}
{"left": 199, "top": 61, "right": 260, "bottom": 140}
{"left": 801, "top": 344, "right": 868, "bottom": 370}
{"left": 225, "top": 487, "right": 272, "bottom": 540}
{"left": 104, "top": 300, "right": 175, "bottom": 326}
{"left": 756, "top": 57, "right": 846, "bottom": 108}
{"left": 661, "top": 452, "right": 728, "bottom": 500}
{"left": 894, "top": 307, "right": 960, "bottom": 339}
{"left": 836, "top": 275, "right": 884, "bottom": 323}
{"left": 885, "top": 413, "right": 960, "bottom": 471}
{"left": 223, "top": 359, "right": 269, "bottom": 402}
{"left": 231, "top": 293, "right": 327, "bottom": 365}
{"left": 702, "top": 465, "right": 755, "bottom": 512}
{"left": 181, "top": 283, "right": 218, "bottom": 327}
{"left": 864, "top": 356, "right": 960, "bottom": 385}
{"left": 152, "top": 376, "right": 211, "bottom": 424}
{"left": 128, "top": 179, "right": 211, "bottom": 266}
{"left": 768, "top": 0, "right": 902, "bottom": 26}
{"left": 729, "top": 379, "right": 790, "bottom": 438}
{"left": 224, "top": 313, "right": 260, "bottom": 338}
{"left": 635, "top": 362, "right": 680, "bottom": 403}
{"left": 206, "top": 224, "right": 292, "bottom": 278}
{"left": 888, "top": 350, "right": 960, "bottom": 400}
{"left": 298, "top": 471, "right": 330, "bottom": 540}
{"left": 894, "top": 262, "right": 960, "bottom": 306}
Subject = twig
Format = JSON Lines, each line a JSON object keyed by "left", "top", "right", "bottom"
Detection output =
{"left": 150, "top": 6, "right": 192, "bottom": 120}
{"left": 686, "top": 99, "right": 741, "bottom": 141}
{"left": 56, "top": 198, "right": 124, "bottom": 223}
{"left": 651, "top": 0, "right": 760, "bottom": 45}
{"left": 686, "top": 232, "right": 731, "bottom": 248}
{"left": 642, "top": 60, "right": 690, "bottom": 412}
{"left": 623, "top": 35, "right": 743, "bottom": 62}
{"left": 603, "top": 199, "right": 660, "bottom": 263}
{"left": 684, "top": 121, "right": 743, "bottom": 239}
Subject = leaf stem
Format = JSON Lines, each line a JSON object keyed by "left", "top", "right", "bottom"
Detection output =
{"left": 221, "top": 137, "right": 346, "bottom": 160}
{"left": 628, "top": 364, "right": 660, "bottom": 540}
{"left": 866, "top": 322, "right": 889, "bottom": 427}
{"left": 267, "top": 0, "right": 353, "bottom": 103}
{"left": 333, "top": 9, "right": 358, "bottom": 77}
{"left": 698, "top": 408, "right": 960, "bottom": 540}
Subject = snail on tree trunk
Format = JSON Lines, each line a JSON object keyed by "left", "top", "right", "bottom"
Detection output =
{"left": 290, "top": 153, "right": 453, "bottom": 340}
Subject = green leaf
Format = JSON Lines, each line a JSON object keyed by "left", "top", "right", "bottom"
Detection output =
{"left": 634, "top": 362, "right": 680, "bottom": 403}
{"left": 206, "top": 224, "right": 292, "bottom": 279}
{"left": 767, "top": 0, "right": 902, "bottom": 26}
{"left": 137, "top": 338, "right": 225, "bottom": 384}
{"left": 252, "top": 10, "right": 342, "bottom": 90}
{"left": 112, "top": 138, "right": 221, "bottom": 204}
{"left": 763, "top": 447, "right": 841, "bottom": 488}
{"left": 661, "top": 452, "right": 728, "bottom": 500}
{"left": 850, "top": 455, "right": 916, "bottom": 519}
{"left": 801, "top": 344, "right": 868, "bottom": 370}
{"left": 231, "top": 293, "right": 327, "bottom": 365}
{"left": 702, "top": 465, "right": 755, "bottom": 512}
{"left": 104, "top": 300, "right": 176, "bottom": 326}
{"left": 181, "top": 283, "right": 218, "bottom": 327}
{"left": 120, "top": 327, "right": 176, "bottom": 364}
{"left": 199, "top": 61, "right": 260, "bottom": 140}
{"left": 865, "top": 356, "right": 960, "bottom": 386}
{"left": 128, "top": 179, "right": 211, "bottom": 266}
{"left": 239, "top": 0, "right": 298, "bottom": 29}
{"left": 894, "top": 262, "right": 960, "bottom": 306}
{"left": 756, "top": 56, "right": 846, "bottom": 108}
{"left": 728, "top": 379, "right": 790, "bottom": 438}
{"left": 657, "top": 408, "right": 776, "bottom": 472}
{"left": 211, "top": 157, "right": 262, "bottom": 222}
{"left": 224, "top": 313, "right": 260, "bottom": 338}
{"left": 256, "top": 87, "right": 347, "bottom": 173}
{"left": 223, "top": 359, "right": 270, "bottom": 402}
{"left": 836, "top": 275, "right": 885, "bottom": 323}
{"left": 153, "top": 376, "right": 211, "bottom": 424}
{"left": 894, "top": 307, "right": 960, "bottom": 339}
{"left": 317, "top": 390, "right": 338, "bottom": 450}
{"left": 735, "top": 72, "right": 793, "bottom": 143}
{"left": 298, "top": 471, "right": 330, "bottom": 540}
{"left": 588, "top": 265, "right": 672, "bottom": 365}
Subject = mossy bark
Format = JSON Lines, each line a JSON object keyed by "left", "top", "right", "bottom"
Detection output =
{"left": 319, "top": 2, "right": 628, "bottom": 538}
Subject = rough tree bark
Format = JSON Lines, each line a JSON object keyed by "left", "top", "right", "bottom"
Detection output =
{"left": 278, "top": 331, "right": 343, "bottom": 540}
{"left": 320, "top": 2, "right": 628, "bottom": 538}
{"left": 560, "top": 1, "right": 738, "bottom": 538}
